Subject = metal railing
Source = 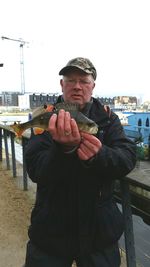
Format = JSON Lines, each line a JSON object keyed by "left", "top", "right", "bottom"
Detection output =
{"left": 0, "top": 124, "right": 150, "bottom": 267}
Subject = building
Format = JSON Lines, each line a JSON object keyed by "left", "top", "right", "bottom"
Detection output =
{"left": 122, "top": 112, "right": 150, "bottom": 160}
{"left": 0, "top": 91, "right": 21, "bottom": 106}
{"left": 18, "top": 94, "right": 30, "bottom": 110}
{"left": 30, "top": 93, "right": 58, "bottom": 109}
{"left": 114, "top": 96, "right": 137, "bottom": 110}
{"left": 97, "top": 97, "right": 114, "bottom": 106}
{"left": 123, "top": 112, "right": 150, "bottom": 144}
{"left": 18, "top": 93, "right": 59, "bottom": 110}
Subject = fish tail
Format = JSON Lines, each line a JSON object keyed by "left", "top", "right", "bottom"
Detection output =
{"left": 10, "top": 123, "right": 25, "bottom": 137}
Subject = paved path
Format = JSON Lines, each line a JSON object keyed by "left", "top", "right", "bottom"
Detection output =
{"left": 119, "top": 214, "right": 150, "bottom": 267}
{"left": 0, "top": 160, "right": 35, "bottom": 267}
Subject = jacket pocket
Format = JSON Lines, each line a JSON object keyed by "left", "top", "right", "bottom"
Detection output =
{"left": 94, "top": 199, "right": 124, "bottom": 249}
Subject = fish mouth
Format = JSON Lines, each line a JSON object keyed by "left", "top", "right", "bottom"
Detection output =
{"left": 78, "top": 123, "right": 98, "bottom": 134}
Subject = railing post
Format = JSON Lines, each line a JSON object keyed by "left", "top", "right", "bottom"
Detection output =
{"left": 22, "top": 136, "right": 28, "bottom": 190}
{"left": 120, "top": 179, "right": 136, "bottom": 267}
{"left": 10, "top": 132, "right": 17, "bottom": 177}
{"left": 0, "top": 128, "right": 2, "bottom": 161}
{"left": 3, "top": 129, "right": 10, "bottom": 170}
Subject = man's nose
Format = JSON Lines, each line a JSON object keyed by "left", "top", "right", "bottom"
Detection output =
{"left": 74, "top": 80, "right": 82, "bottom": 88}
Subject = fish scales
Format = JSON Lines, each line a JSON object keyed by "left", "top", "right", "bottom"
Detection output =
{"left": 10, "top": 103, "right": 98, "bottom": 136}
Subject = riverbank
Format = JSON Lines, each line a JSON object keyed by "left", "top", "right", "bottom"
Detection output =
{"left": 0, "top": 112, "right": 29, "bottom": 116}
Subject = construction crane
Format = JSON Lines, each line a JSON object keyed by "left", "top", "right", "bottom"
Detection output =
{"left": 1, "top": 36, "right": 29, "bottom": 94}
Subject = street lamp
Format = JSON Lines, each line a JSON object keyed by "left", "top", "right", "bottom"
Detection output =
{"left": 1, "top": 36, "right": 29, "bottom": 94}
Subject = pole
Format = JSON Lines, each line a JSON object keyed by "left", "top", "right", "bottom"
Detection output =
{"left": 1, "top": 36, "right": 29, "bottom": 94}
{"left": 20, "top": 43, "right": 25, "bottom": 95}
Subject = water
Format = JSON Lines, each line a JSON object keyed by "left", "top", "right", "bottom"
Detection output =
{"left": 2, "top": 138, "right": 23, "bottom": 164}
{"left": 0, "top": 115, "right": 28, "bottom": 125}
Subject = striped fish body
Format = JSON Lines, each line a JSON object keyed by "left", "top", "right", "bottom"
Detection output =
{"left": 10, "top": 103, "right": 98, "bottom": 136}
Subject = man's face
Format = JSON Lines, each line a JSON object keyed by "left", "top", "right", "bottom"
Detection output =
{"left": 60, "top": 69, "right": 95, "bottom": 108}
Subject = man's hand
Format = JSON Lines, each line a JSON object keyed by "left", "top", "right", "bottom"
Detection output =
{"left": 48, "top": 109, "right": 81, "bottom": 146}
{"left": 77, "top": 132, "right": 102, "bottom": 161}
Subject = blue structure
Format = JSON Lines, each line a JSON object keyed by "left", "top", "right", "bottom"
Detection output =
{"left": 123, "top": 112, "right": 150, "bottom": 145}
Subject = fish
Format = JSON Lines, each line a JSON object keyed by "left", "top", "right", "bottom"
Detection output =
{"left": 31, "top": 104, "right": 54, "bottom": 135}
{"left": 10, "top": 102, "right": 98, "bottom": 137}
{"left": 32, "top": 104, "right": 54, "bottom": 118}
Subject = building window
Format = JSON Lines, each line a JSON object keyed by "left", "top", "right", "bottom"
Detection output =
{"left": 146, "top": 118, "right": 149, "bottom": 127}
{"left": 33, "top": 94, "right": 36, "bottom": 101}
{"left": 138, "top": 118, "right": 142, "bottom": 126}
{"left": 40, "top": 94, "right": 44, "bottom": 101}
{"left": 47, "top": 95, "right": 50, "bottom": 101}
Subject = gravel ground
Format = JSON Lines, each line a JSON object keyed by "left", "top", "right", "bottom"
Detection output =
{"left": 0, "top": 160, "right": 34, "bottom": 267}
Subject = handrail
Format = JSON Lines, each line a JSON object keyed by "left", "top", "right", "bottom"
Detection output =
{"left": 0, "top": 124, "right": 30, "bottom": 190}
{"left": 0, "top": 124, "right": 150, "bottom": 267}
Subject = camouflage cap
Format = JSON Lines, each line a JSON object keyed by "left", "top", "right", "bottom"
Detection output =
{"left": 59, "top": 57, "right": 97, "bottom": 80}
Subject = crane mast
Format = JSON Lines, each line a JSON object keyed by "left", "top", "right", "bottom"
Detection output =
{"left": 1, "top": 36, "right": 29, "bottom": 94}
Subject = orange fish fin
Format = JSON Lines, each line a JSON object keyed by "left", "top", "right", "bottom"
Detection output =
{"left": 33, "top": 127, "right": 45, "bottom": 135}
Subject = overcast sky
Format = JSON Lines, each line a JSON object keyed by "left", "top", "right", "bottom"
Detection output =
{"left": 0, "top": 0, "right": 150, "bottom": 102}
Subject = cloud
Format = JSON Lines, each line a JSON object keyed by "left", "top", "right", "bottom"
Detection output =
{"left": 0, "top": 0, "right": 150, "bottom": 102}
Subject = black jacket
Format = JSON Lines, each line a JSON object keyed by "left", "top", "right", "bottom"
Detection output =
{"left": 25, "top": 97, "right": 136, "bottom": 256}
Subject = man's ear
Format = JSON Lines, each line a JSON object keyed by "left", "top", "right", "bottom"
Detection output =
{"left": 60, "top": 79, "right": 63, "bottom": 86}
{"left": 60, "top": 79, "right": 64, "bottom": 92}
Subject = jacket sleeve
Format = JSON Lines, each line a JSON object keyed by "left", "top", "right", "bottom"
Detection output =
{"left": 83, "top": 113, "right": 137, "bottom": 179}
{"left": 24, "top": 132, "right": 66, "bottom": 185}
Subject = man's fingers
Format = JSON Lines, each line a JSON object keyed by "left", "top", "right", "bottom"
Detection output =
{"left": 48, "top": 111, "right": 81, "bottom": 145}
{"left": 81, "top": 132, "right": 101, "bottom": 146}
{"left": 64, "top": 112, "right": 72, "bottom": 136}
{"left": 70, "top": 118, "right": 80, "bottom": 137}
{"left": 48, "top": 114, "right": 57, "bottom": 133}
{"left": 77, "top": 132, "right": 102, "bottom": 160}
{"left": 57, "top": 109, "right": 65, "bottom": 135}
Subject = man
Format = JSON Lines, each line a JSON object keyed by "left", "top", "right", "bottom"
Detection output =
{"left": 24, "top": 57, "right": 136, "bottom": 267}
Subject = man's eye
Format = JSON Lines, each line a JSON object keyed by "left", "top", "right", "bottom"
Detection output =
{"left": 64, "top": 79, "right": 91, "bottom": 86}
{"left": 66, "top": 79, "right": 74, "bottom": 84}
{"left": 80, "top": 80, "right": 89, "bottom": 84}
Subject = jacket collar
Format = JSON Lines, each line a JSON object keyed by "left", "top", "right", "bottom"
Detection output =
{"left": 88, "top": 98, "right": 111, "bottom": 127}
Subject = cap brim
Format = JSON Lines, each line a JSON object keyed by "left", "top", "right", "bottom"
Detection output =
{"left": 59, "top": 66, "right": 93, "bottom": 76}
